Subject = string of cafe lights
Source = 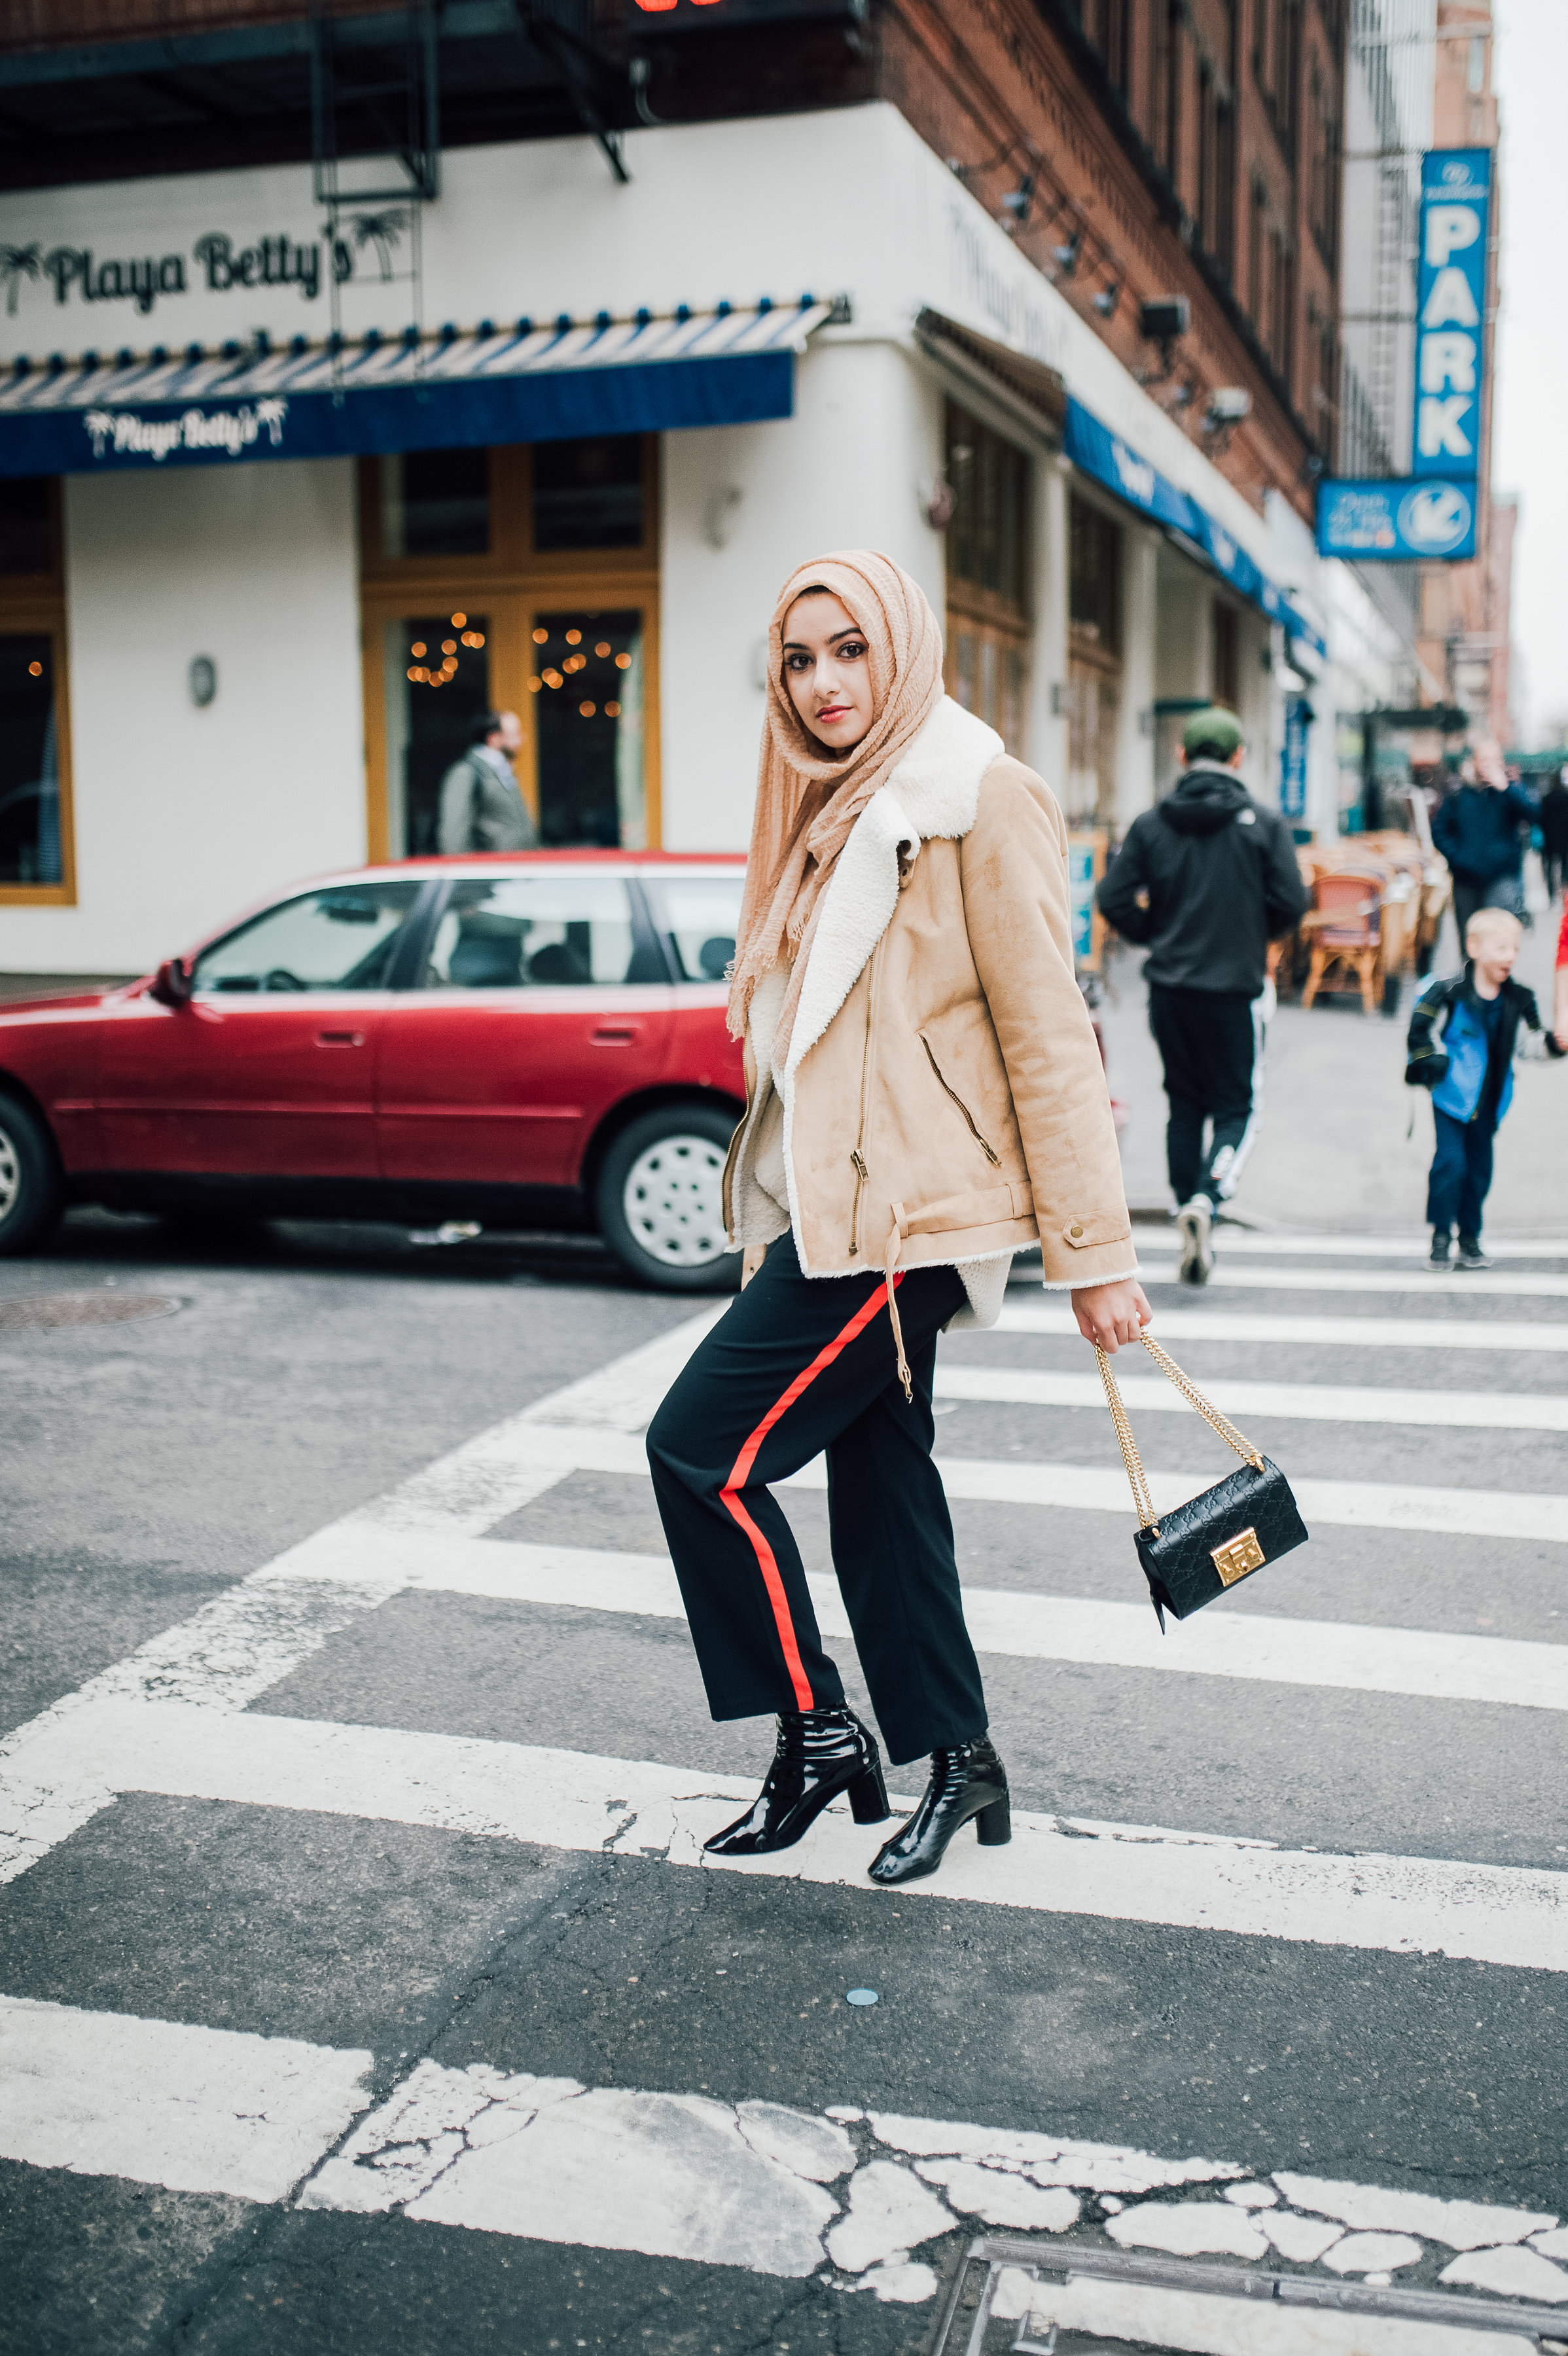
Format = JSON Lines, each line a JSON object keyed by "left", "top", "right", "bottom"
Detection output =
{"left": 404, "top": 615, "right": 632, "bottom": 720}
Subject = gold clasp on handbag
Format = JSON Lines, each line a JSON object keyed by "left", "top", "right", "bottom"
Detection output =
{"left": 1211, "top": 1527, "right": 1265, "bottom": 1586}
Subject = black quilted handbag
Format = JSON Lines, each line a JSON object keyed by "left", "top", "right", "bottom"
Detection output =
{"left": 1096, "top": 1334, "right": 1308, "bottom": 1630}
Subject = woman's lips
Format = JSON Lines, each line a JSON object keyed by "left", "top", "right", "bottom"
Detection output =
{"left": 817, "top": 704, "right": 851, "bottom": 723}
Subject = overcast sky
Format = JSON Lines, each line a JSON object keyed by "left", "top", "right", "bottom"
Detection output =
{"left": 1492, "top": 1, "right": 1567, "bottom": 744}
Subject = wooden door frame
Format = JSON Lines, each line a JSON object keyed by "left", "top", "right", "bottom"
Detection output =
{"left": 358, "top": 440, "right": 660, "bottom": 861}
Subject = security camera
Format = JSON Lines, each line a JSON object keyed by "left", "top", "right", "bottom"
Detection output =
{"left": 1206, "top": 387, "right": 1252, "bottom": 424}
{"left": 1139, "top": 297, "right": 1190, "bottom": 344}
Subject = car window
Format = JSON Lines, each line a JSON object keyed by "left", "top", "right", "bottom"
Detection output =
{"left": 420, "top": 874, "right": 652, "bottom": 988}
{"left": 650, "top": 874, "right": 745, "bottom": 983}
{"left": 192, "top": 882, "right": 422, "bottom": 993}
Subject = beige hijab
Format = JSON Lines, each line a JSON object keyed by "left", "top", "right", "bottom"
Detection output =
{"left": 726, "top": 550, "right": 945, "bottom": 1066}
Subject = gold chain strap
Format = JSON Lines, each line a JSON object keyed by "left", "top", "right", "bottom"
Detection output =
{"left": 1096, "top": 1334, "right": 1265, "bottom": 1533}
{"left": 1096, "top": 1344, "right": 1158, "bottom": 1529}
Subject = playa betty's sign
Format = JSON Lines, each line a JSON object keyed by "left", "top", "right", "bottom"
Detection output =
{"left": 0, "top": 213, "right": 412, "bottom": 321}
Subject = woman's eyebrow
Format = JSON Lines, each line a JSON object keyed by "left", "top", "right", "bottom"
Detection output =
{"left": 781, "top": 628, "right": 860, "bottom": 653}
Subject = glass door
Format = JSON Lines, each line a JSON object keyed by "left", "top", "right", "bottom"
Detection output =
{"left": 382, "top": 609, "right": 495, "bottom": 856}
{"left": 528, "top": 606, "right": 648, "bottom": 848}
{"left": 360, "top": 437, "right": 660, "bottom": 859}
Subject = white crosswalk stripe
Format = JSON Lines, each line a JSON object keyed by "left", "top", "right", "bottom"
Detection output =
{"left": 933, "top": 1363, "right": 1568, "bottom": 1430}
{"left": 6, "top": 1236, "right": 1568, "bottom": 2337}
{"left": 999, "top": 1303, "right": 1568, "bottom": 1353}
{"left": 283, "top": 1530, "right": 1568, "bottom": 1714}
{"left": 20, "top": 1989, "right": 1564, "bottom": 2335}
{"left": 10, "top": 1705, "right": 1568, "bottom": 1970}
{"left": 1131, "top": 1258, "right": 1568, "bottom": 1298}
{"left": 1137, "top": 1234, "right": 1568, "bottom": 1260}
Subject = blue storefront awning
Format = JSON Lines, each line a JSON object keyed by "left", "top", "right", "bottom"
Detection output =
{"left": 1063, "top": 397, "right": 1327, "bottom": 660}
{"left": 0, "top": 299, "right": 830, "bottom": 477}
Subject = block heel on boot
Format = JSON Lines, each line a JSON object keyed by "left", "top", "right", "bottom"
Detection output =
{"left": 868, "top": 1738, "right": 1011, "bottom": 1885}
{"left": 704, "top": 1707, "right": 888, "bottom": 1856}
{"left": 848, "top": 1762, "right": 891, "bottom": 1825}
{"left": 975, "top": 1793, "right": 1012, "bottom": 1846}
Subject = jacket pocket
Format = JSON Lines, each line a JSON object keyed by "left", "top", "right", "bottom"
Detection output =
{"left": 918, "top": 1032, "right": 1001, "bottom": 1166}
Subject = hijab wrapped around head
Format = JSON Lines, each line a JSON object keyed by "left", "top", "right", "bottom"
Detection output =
{"left": 726, "top": 550, "right": 945, "bottom": 1063}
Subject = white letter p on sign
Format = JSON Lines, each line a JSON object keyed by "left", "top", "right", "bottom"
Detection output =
{"left": 1425, "top": 204, "right": 1481, "bottom": 266}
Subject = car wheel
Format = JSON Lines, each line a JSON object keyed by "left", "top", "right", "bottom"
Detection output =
{"left": 595, "top": 1104, "right": 743, "bottom": 1293}
{"left": 0, "top": 1092, "right": 64, "bottom": 1257}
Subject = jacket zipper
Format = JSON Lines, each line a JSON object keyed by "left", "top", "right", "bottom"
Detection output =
{"left": 847, "top": 942, "right": 887, "bottom": 1257}
{"left": 919, "top": 1032, "right": 1001, "bottom": 1166}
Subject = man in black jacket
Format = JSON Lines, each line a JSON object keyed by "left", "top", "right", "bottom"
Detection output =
{"left": 1097, "top": 707, "right": 1308, "bottom": 1283}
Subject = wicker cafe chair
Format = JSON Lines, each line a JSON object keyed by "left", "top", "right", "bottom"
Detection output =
{"left": 1300, "top": 868, "right": 1385, "bottom": 1014}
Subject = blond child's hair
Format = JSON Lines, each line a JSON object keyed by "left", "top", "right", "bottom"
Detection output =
{"left": 1465, "top": 905, "right": 1523, "bottom": 951}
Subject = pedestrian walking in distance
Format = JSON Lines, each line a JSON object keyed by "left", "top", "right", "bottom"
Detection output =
{"left": 1431, "top": 741, "right": 1538, "bottom": 941}
{"left": 437, "top": 709, "right": 538, "bottom": 852}
{"left": 1095, "top": 706, "right": 1306, "bottom": 1286}
{"left": 647, "top": 551, "right": 1149, "bottom": 1886}
{"left": 1538, "top": 767, "right": 1568, "bottom": 904}
{"left": 1406, "top": 906, "right": 1563, "bottom": 1270}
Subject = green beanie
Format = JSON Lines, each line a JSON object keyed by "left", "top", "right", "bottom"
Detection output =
{"left": 1182, "top": 707, "right": 1245, "bottom": 761}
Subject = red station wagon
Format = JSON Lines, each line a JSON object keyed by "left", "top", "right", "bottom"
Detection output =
{"left": 0, "top": 852, "right": 749, "bottom": 1291}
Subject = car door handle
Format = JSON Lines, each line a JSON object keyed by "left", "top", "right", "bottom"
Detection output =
{"left": 316, "top": 1030, "right": 366, "bottom": 1047}
{"left": 590, "top": 1024, "right": 639, "bottom": 1046}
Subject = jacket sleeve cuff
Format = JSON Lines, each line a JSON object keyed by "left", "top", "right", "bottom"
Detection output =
{"left": 1038, "top": 1236, "right": 1139, "bottom": 1289}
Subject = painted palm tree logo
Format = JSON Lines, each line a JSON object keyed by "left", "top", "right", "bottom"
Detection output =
{"left": 0, "top": 242, "right": 41, "bottom": 317}
{"left": 349, "top": 210, "right": 408, "bottom": 283}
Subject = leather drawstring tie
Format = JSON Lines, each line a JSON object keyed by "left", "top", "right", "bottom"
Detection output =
{"left": 883, "top": 1211, "right": 913, "bottom": 1402}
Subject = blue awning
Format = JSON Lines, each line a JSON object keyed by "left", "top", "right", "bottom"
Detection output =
{"left": 0, "top": 299, "right": 830, "bottom": 476}
{"left": 1063, "top": 397, "right": 1327, "bottom": 660}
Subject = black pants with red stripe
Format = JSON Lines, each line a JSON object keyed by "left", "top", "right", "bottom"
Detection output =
{"left": 645, "top": 1233, "right": 987, "bottom": 1766}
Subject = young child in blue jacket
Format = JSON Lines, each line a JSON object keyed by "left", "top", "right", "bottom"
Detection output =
{"left": 1406, "top": 906, "right": 1563, "bottom": 1268}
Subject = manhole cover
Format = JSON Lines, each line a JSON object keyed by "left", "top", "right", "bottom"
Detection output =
{"left": 0, "top": 1291, "right": 182, "bottom": 1332}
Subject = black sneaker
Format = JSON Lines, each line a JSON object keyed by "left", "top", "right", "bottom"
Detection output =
{"left": 1456, "top": 1236, "right": 1491, "bottom": 1270}
{"left": 1428, "top": 1228, "right": 1453, "bottom": 1270}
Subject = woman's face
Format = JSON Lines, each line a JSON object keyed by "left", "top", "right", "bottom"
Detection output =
{"left": 781, "top": 592, "right": 876, "bottom": 753}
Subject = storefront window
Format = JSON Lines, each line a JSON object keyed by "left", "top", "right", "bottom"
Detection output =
{"left": 380, "top": 449, "right": 490, "bottom": 558}
{"left": 944, "top": 403, "right": 1031, "bottom": 758}
{"left": 1067, "top": 493, "right": 1123, "bottom": 827}
{"left": 0, "top": 633, "right": 62, "bottom": 887}
{"left": 383, "top": 611, "right": 493, "bottom": 855}
{"left": 360, "top": 438, "right": 658, "bottom": 858}
{"left": 532, "top": 437, "right": 644, "bottom": 552}
{"left": 0, "top": 478, "right": 55, "bottom": 580}
{"left": 529, "top": 609, "right": 645, "bottom": 848}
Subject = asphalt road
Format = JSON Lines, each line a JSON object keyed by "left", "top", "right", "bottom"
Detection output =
{"left": 4, "top": 1207, "right": 1568, "bottom": 2356}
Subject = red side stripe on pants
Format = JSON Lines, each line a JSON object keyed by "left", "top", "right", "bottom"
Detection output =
{"left": 719, "top": 1276, "right": 902, "bottom": 1712}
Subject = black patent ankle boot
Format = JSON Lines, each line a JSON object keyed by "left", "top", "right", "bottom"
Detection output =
{"left": 867, "top": 1737, "right": 1010, "bottom": 1886}
{"left": 704, "top": 1707, "right": 891, "bottom": 1857}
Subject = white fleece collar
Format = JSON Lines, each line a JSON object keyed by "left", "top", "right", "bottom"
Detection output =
{"left": 784, "top": 696, "right": 1003, "bottom": 1077}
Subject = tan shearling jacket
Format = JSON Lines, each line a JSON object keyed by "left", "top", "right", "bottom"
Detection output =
{"left": 722, "top": 696, "right": 1137, "bottom": 1342}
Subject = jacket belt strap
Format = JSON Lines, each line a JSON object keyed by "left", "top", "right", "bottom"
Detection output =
{"left": 880, "top": 1179, "right": 1035, "bottom": 1406}
{"left": 893, "top": 1179, "right": 1035, "bottom": 1240}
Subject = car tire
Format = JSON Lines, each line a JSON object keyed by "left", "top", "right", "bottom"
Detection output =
{"left": 0, "top": 1091, "right": 64, "bottom": 1257}
{"left": 594, "top": 1103, "right": 743, "bottom": 1293}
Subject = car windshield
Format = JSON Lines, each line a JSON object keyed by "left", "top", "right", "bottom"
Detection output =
{"left": 420, "top": 874, "right": 656, "bottom": 987}
{"left": 649, "top": 874, "right": 744, "bottom": 983}
{"left": 192, "top": 882, "right": 423, "bottom": 993}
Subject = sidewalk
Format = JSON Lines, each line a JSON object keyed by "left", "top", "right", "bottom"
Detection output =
{"left": 1098, "top": 879, "right": 1566, "bottom": 1236}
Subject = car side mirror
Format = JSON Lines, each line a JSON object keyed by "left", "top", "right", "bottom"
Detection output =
{"left": 149, "top": 956, "right": 194, "bottom": 1007}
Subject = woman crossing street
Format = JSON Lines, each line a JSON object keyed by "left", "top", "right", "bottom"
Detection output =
{"left": 646, "top": 550, "right": 1148, "bottom": 1885}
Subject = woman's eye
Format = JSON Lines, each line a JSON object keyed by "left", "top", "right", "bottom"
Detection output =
{"left": 840, "top": 640, "right": 866, "bottom": 660}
